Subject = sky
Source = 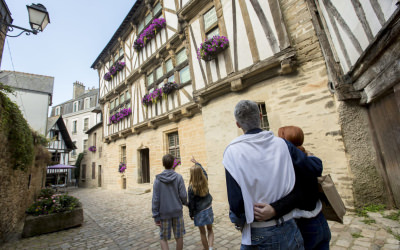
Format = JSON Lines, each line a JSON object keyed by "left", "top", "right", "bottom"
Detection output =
{"left": 1, "top": 0, "right": 135, "bottom": 107}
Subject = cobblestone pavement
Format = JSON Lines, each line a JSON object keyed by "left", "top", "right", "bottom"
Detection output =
{"left": 1, "top": 188, "right": 399, "bottom": 250}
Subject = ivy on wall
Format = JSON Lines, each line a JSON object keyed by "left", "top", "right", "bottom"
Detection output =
{"left": 0, "top": 83, "right": 34, "bottom": 171}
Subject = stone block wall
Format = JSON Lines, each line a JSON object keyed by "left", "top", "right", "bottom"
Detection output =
{"left": 100, "top": 114, "right": 208, "bottom": 190}
{"left": 0, "top": 134, "right": 48, "bottom": 243}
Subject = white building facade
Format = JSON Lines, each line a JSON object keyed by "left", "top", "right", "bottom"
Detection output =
{"left": 0, "top": 71, "right": 54, "bottom": 136}
{"left": 50, "top": 82, "right": 100, "bottom": 165}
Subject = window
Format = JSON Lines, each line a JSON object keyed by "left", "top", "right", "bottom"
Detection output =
{"left": 145, "top": 13, "right": 152, "bottom": 26}
{"left": 51, "top": 152, "right": 61, "bottom": 163}
{"left": 257, "top": 103, "right": 270, "bottom": 131}
{"left": 165, "top": 59, "right": 173, "bottom": 73}
{"left": 138, "top": 21, "right": 144, "bottom": 34}
{"left": 147, "top": 73, "right": 154, "bottom": 86}
{"left": 72, "top": 121, "right": 77, "bottom": 134}
{"left": 179, "top": 66, "right": 191, "bottom": 84}
{"left": 153, "top": 2, "right": 162, "bottom": 16}
{"left": 84, "top": 118, "right": 89, "bottom": 131}
{"left": 121, "top": 145, "right": 126, "bottom": 164}
{"left": 204, "top": 7, "right": 219, "bottom": 38}
{"left": 115, "top": 97, "right": 119, "bottom": 107}
{"left": 93, "top": 133, "right": 97, "bottom": 147}
{"left": 156, "top": 66, "right": 163, "bottom": 80}
{"left": 119, "top": 48, "right": 124, "bottom": 58}
{"left": 175, "top": 49, "right": 187, "bottom": 65}
{"left": 55, "top": 106, "right": 60, "bottom": 116}
{"left": 168, "top": 132, "right": 180, "bottom": 158}
{"left": 109, "top": 60, "right": 113, "bottom": 68}
{"left": 82, "top": 164, "right": 86, "bottom": 180}
{"left": 83, "top": 139, "right": 88, "bottom": 153}
{"left": 110, "top": 100, "right": 115, "bottom": 110}
{"left": 72, "top": 141, "right": 77, "bottom": 157}
{"left": 125, "top": 90, "right": 130, "bottom": 100}
{"left": 50, "top": 129, "right": 59, "bottom": 140}
{"left": 84, "top": 98, "right": 90, "bottom": 109}
{"left": 92, "top": 162, "right": 96, "bottom": 179}
{"left": 120, "top": 93, "right": 125, "bottom": 104}
{"left": 114, "top": 53, "right": 119, "bottom": 63}
{"left": 168, "top": 74, "right": 175, "bottom": 83}
{"left": 73, "top": 101, "right": 78, "bottom": 112}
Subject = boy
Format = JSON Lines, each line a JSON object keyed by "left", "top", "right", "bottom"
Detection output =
{"left": 152, "top": 154, "right": 188, "bottom": 250}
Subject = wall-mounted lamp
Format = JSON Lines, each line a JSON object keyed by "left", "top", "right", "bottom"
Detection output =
{"left": 0, "top": 3, "right": 50, "bottom": 38}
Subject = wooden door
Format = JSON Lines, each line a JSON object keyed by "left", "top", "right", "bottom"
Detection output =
{"left": 369, "top": 87, "right": 400, "bottom": 207}
{"left": 98, "top": 165, "right": 102, "bottom": 187}
{"left": 140, "top": 149, "right": 150, "bottom": 183}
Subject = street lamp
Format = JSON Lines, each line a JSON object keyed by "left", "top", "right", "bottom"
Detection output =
{"left": 0, "top": 3, "right": 50, "bottom": 38}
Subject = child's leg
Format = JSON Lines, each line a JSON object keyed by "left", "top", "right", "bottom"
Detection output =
{"left": 160, "top": 239, "right": 169, "bottom": 250}
{"left": 175, "top": 237, "right": 183, "bottom": 250}
{"left": 206, "top": 224, "right": 214, "bottom": 249}
{"left": 198, "top": 226, "right": 209, "bottom": 249}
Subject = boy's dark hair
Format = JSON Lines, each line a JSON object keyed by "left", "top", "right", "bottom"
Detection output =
{"left": 162, "top": 154, "right": 175, "bottom": 169}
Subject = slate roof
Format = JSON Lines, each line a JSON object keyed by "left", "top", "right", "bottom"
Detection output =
{"left": 0, "top": 70, "right": 54, "bottom": 95}
{"left": 47, "top": 115, "right": 76, "bottom": 150}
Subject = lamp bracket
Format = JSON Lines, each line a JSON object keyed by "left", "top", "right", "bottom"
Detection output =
{"left": 0, "top": 20, "right": 38, "bottom": 38}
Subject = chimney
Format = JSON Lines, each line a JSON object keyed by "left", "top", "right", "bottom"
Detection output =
{"left": 73, "top": 81, "right": 85, "bottom": 99}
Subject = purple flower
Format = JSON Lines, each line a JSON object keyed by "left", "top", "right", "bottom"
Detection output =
{"left": 104, "top": 72, "right": 112, "bottom": 81}
{"left": 109, "top": 66, "right": 117, "bottom": 76}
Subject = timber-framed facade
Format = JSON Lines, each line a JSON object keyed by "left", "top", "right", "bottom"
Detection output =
{"left": 91, "top": 0, "right": 398, "bottom": 208}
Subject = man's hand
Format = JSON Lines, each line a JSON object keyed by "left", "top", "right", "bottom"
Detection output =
{"left": 155, "top": 221, "right": 161, "bottom": 227}
{"left": 254, "top": 203, "right": 276, "bottom": 221}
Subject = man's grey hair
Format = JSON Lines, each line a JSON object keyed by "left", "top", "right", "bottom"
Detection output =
{"left": 234, "top": 100, "right": 261, "bottom": 132}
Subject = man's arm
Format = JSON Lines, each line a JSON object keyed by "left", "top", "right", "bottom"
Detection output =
{"left": 225, "top": 169, "right": 246, "bottom": 226}
{"left": 152, "top": 180, "right": 161, "bottom": 223}
{"left": 254, "top": 140, "right": 323, "bottom": 220}
{"left": 178, "top": 175, "right": 188, "bottom": 206}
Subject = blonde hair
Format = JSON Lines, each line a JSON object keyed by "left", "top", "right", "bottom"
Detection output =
{"left": 189, "top": 164, "right": 209, "bottom": 197}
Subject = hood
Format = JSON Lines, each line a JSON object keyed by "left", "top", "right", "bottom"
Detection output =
{"left": 156, "top": 169, "right": 178, "bottom": 184}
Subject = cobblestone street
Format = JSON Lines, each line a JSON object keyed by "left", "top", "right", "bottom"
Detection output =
{"left": 1, "top": 188, "right": 399, "bottom": 250}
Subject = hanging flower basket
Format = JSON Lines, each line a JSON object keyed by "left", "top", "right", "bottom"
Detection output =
{"left": 134, "top": 18, "right": 166, "bottom": 52}
{"left": 103, "top": 61, "right": 125, "bottom": 81}
{"left": 197, "top": 36, "right": 229, "bottom": 61}
{"left": 142, "top": 93, "right": 152, "bottom": 106}
{"left": 150, "top": 88, "right": 163, "bottom": 103}
{"left": 88, "top": 146, "right": 96, "bottom": 152}
{"left": 162, "top": 82, "right": 179, "bottom": 96}
{"left": 119, "top": 163, "right": 126, "bottom": 174}
{"left": 109, "top": 108, "right": 132, "bottom": 124}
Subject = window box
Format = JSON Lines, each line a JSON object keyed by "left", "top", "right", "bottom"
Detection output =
{"left": 133, "top": 18, "right": 166, "bottom": 52}
{"left": 197, "top": 36, "right": 229, "bottom": 61}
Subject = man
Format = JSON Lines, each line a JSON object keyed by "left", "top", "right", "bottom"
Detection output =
{"left": 152, "top": 154, "right": 188, "bottom": 250}
{"left": 223, "top": 100, "right": 320, "bottom": 249}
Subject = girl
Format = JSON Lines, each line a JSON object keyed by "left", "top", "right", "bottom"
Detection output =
{"left": 188, "top": 156, "right": 214, "bottom": 250}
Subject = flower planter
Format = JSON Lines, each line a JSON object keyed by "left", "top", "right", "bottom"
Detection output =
{"left": 22, "top": 207, "right": 83, "bottom": 237}
{"left": 197, "top": 36, "right": 229, "bottom": 61}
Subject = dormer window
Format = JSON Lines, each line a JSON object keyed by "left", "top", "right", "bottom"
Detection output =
{"left": 84, "top": 98, "right": 90, "bottom": 109}
{"left": 73, "top": 101, "right": 79, "bottom": 112}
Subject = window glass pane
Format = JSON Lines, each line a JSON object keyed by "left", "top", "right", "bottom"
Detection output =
{"left": 175, "top": 49, "right": 187, "bottom": 65}
{"left": 153, "top": 2, "right": 162, "bottom": 15}
{"left": 165, "top": 59, "right": 173, "bottom": 72}
{"left": 145, "top": 14, "right": 152, "bottom": 25}
{"left": 115, "top": 97, "right": 119, "bottom": 107}
{"left": 207, "top": 27, "right": 219, "bottom": 39}
{"left": 120, "top": 94, "right": 125, "bottom": 103}
{"left": 147, "top": 73, "right": 154, "bottom": 85}
{"left": 179, "top": 66, "right": 190, "bottom": 83}
{"left": 156, "top": 66, "right": 163, "bottom": 79}
{"left": 114, "top": 53, "right": 119, "bottom": 63}
{"left": 204, "top": 7, "right": 217, "bottom": 31}
{"left": 119, "top": 48, "right": 124, "bottom": 57}
{"left": 126, "top": 90, "right": 130, "bottom": 100}
{"left": 168, "top": 74, "right": 175, "bottom": 83}
{"left": 110, "top": 101, "right": 114, "bottom": 110}
{"left": 109, "top": 60, "right": 113, "bottom": 68}
{"left": 138, "top": 21, "right": 144, "bottom": 33}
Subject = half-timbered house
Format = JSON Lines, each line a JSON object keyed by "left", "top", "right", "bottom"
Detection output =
{"left": 91, "top": 0, "right": 398, "bottom": 208}
{"left": 46, "top": 116, "right": 77, "bottom": 186}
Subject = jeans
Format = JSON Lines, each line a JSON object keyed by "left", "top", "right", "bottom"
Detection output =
{"left": 240, "top": 219, "right": 304, "bottom": 250}
{"left": 295, "top": 212, "right": 331, "bottom": 250}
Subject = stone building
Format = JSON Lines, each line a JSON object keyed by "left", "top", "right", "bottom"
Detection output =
{"left": 0, "top": 0, "right": 12, "bottom": 68}
{"left": 49, "top": 82, "right": 100, "bottom": 166}
{"left": 90, "top": 0, "right": 399, "bottom": 209}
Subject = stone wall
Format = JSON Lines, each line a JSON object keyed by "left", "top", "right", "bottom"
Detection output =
{"left": 0, "top": 134, "right": 49, "bottom": 243}
{"left": 100, "top": 114, "right": 208, "bottom": 190}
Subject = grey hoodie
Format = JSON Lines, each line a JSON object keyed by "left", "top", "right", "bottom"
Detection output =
{"left": 152, "top": 169, "right": 188, "bottom": 222}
